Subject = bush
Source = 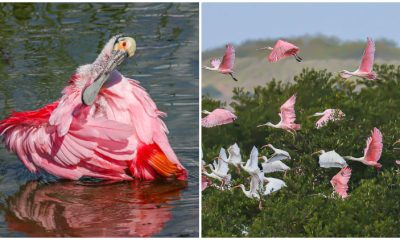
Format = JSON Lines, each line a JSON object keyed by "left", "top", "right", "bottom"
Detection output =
{"left": 202, "top": 64, "right": 400, "bottom": 237}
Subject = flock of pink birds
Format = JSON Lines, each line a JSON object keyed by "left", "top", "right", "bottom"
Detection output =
{"left": 202, "top": 37, "right": 398, "bottom": 201}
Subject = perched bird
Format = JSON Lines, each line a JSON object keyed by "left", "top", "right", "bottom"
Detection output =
{"left": 203, "top": 148, "right": 231, "bottom": 186}
{"left": 262, "top": 177, "right": 287, "bottom": 196}
{"left": 201, "top": 109, "right": 237, "bottom": 128}
{"left": 312, "top": 150, "right": 348, "bottom": 168}
{"left": 258, "top": 94, "right": 301, "bottom": 135}
{"left": 261, "top": 144, "right": 291, "bottom": 163}
{"left": 202, "top": 44, "right": 238, "bottom": 81}
{"left": 339, "top": 37, "right": 377, "bottom": 80}
{"left": 240, "top": 146, "right": 261, "bottom": 175}
{"left": 227, "top": 143, "right": 242, "bottom": 173}
{"left": 258, "top": 40, "right": 302, "bottom": 62}
{"left": 0, "top": 35, "right": 187, "bottom": 181}
{"left": 311, "top": 109, "right": 345, "bottom": 129}
{"left": 344, "top": 128, "right": 383, "bottom": 170}
{"left": 330, "top": 167, "right": 352, "bottom": 199}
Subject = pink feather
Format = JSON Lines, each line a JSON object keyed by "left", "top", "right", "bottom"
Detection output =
{"left": 363, "top": 127, "right": 383, "bottom": 166}
{"left": 268, "top": 40, "right": 300, "bottom": 63}
{"left": 330, "top": 167, "right": 352, "bottom": 199}
{"left": 201, "top": 109, "right": 237, "bottom": 128}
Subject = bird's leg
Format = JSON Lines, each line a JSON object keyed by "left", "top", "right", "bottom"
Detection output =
{"left": 236, "top": 166, "right": 241, "bottom": 175}
{"left": 293, "top": 53, "right": 302, "bottom": 62}
{"left": 229, "top": 73, "right": 238, "bottom": 82}
{"left": 284, "top": 170, "right": 287, "bottom": 178}
{"left": 258, "top": 199, "right": 263, "bottom": 210}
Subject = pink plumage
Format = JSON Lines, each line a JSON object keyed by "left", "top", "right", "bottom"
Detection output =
{"left": 330, "top": 167, "right": 352, "bottom": 199}
{"left": 315, "top": 109, "right": 345, "bottom": 129}
{"left": 268, "top": 40, "right": 301, "bottom": 63}
{"left": 363, "top": 127, "right": 383, "bottom": 169}
{"left": 279, "top": 94, "right": 301, "bottom": 131}
{"left": 201, "top": 109, "right": 237, "bottom": 128}
{"left": 218, "top": 44, "right": 235, "bottom": 73}
{"left": 340, "top": 37, "right": 377, "bottom": 80}
{"left": 0, "top": 35, "right": 187, "bottom": 181}
{"left": 396, "top": 160, "right": 400, "bottom": 166}
{"left": 359, "top": 37, "right": 375, "bottom": 73}
{"left": 203, "top": 44, "right": 238, "bottom": 81}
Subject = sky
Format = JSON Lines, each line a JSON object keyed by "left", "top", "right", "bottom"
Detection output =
{"left": 202, "top": 3, "right": 400, "bottom": 50}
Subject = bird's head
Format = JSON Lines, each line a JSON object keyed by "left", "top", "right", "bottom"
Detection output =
{"left": 82, "top": 35, "right": 137, "bottom": 106}
{"left": 311, "top": 150, "right": 325, "bottom": 156}
{"left": 339, "top": 70, "right": 352, "bottom": 79}
{"left": 261, "top": 144, "right": 272, "bottom": 149}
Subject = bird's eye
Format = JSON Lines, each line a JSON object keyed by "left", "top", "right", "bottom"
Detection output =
{"left": 122, "top": 41, "right": 127, "bottom": 47}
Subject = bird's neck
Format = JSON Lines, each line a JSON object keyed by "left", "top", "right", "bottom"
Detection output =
{"left": 203, "top": 66, "right": 217, "bottom": 71}
{"left": 344, "top": 156, "right": 364, "bottom": 162}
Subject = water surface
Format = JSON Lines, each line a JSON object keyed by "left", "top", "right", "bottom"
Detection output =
{"left": 0, "top": 3, "right": 199, "bottom": 237}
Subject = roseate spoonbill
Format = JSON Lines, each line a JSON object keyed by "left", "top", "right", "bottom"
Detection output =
{"left": 262, "top": 177, "right": 287, "bottom": 196}
{"left": 311, "top": 109, "right": 345, "bottom": 129}
{"left": 257, "top": 40, "right": 302, "bottom": 62}
{"left": 0, "top": 35, "right": 187, "bottom": 181}
{"left": 261, "top": 144, "right": 291, "bottom": 162}
{"left": 396, "top": 160, "right": 400, "bottom": 166}
{"left": 203, "top": 148, "right": 231, "bottom": 186}
{"left": 312, "top": 150, "right": 348, "bottom": 168}
{"left": 258, "top": 94, "right": 301, "bottom": 136}
{"left": 240, "top": 146, "right": 261, "bottom": 175}
{"left": 201, "top": 109, "right": 237, "bottom": 128}
{"left": 330, "top": 167, "right": 352, "bottom": 199}
{"left": 344, "top": 127, "right": 383, "bottom": 170}
{"left": 339, "top": 37, "right": 377, "bottom": 80}
{"left": 227, "top": 143, "right": 242, "bottom": 173}
{"left": 202, "top": 44, "right": 238, "bottom": 81}
{"left": 260, "top": 159, "right": 290, "bottom": 174}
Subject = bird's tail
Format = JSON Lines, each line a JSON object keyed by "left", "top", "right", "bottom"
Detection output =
{"left": 131, "top": 143, "right": 188, "bottom": 181}
{"left": 292, "top": 124, "right": 301, "bottom": 130}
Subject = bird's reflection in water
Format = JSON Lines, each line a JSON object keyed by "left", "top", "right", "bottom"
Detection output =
{"left": 2, "top": 179, "right": 187, "bottom": 237}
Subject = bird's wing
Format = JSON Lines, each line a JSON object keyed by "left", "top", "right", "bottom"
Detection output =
{"left": 249, "top": 174, "right": 261, "bottom": 193}
{"left": 231, "top": 143, "right": 240, "bottom": 155}
{"left": 262, "top": 161, "right": 290, "bottom": 173}
{"left": 218, "top": 44, "right": 235, "bottom": 71}
{"left": 315, "top": 110, "right": 333, "bottom": 129}
{"left": 268, "top": 154, "right": 289, "bottom": 163}
{"left": 279, "top": 94, "right": 297, "bottom": 125}
{"left": 201, "top": 109, "right": 237, "bottom": 128}
{"left": 0, "top": 102, "right": 136, "bottom": 179}
{"left": 249, "top": 146, "right": 259, "bottom": 170}
{"left": 264, "top": 178, "right": 286, "bottom": 195}
{"left": 331, "top": 167, "right": 351, "bottom": 198}
{"left": 102, "top": 74, "right": 187, "bottom": 180}
{"left": 319, "top": 150, "right": 347, "bottom": 168}
{"left": 358, "top": 38, "right": 375, "bottom": 72}
{"left": 210, "top": 58, "right": 221, "bottom": 69}
{"left": 268, "top": 40, "right": 299, "bottom": 63}
{"left": 363, "top": 128, "right": 383, "bottom": 163}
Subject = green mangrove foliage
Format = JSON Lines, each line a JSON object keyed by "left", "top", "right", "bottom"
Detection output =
{"left": 202, "top": 65, "right": 400, "bottom": 237}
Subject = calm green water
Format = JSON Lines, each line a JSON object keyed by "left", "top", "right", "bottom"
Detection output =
{"left": 0, "top": 3, "right": 199, "bottom": 237}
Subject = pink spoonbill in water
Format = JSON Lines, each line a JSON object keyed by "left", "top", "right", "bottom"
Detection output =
{"left": 0, "top": 34, "right": 187, "bottom": 181}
